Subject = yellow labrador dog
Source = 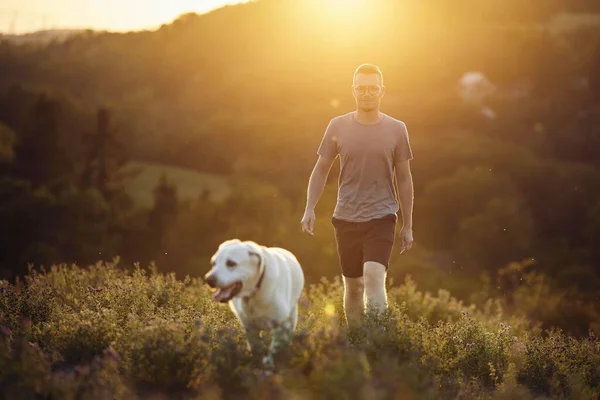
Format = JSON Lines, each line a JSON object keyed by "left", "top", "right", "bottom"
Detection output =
{"left": 204, "top": 239, "right": 305, "bottom": 370}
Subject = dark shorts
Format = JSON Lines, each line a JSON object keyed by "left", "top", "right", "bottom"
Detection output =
{"left": 331, "top": 214, "right": 397, "bottom": 278}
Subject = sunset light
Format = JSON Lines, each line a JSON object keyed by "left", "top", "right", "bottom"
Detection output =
{"left": 302, "top": 0, "right": 381, "bottom": 26}
{"left": 317, "top": 0, "right": 370, "bottom": 20}
{"left": 292, "top": 0, "right": 399, "bottom": 48}
{"left": 2, "top": 0, "right": 600, "bottom": 396}
{"left": 1, "top": 0, "right": 251, "bottom": 34}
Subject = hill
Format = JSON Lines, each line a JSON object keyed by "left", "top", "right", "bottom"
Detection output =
{"left": 0, "top": 29, "right": 89, "bottom": 45}
{"left": 0, "top": 262, "right": 598, "bottom": 399}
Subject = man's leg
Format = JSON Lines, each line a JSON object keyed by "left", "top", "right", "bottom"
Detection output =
{"left": 362, "top": 215, "right": 396, "bottom": 316}
{"left": 331, "top": 217, "right": 365, "bottom": 327}
{"left": 342, "top": 275, "right": 364, "bottom": 327}
{"left": 363, "top": 261, "right": 387, "bottom": 315}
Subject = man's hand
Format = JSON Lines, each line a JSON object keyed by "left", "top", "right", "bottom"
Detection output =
{"left": 399, "top": 226, "right": 414, "bottom": 254}
{"left": 301, "top": 209, "right": 316, "bottom": 236}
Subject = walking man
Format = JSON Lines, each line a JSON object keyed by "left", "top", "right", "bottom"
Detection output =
{"left": 301, "top": 63, "right": 414, "bottom": 327}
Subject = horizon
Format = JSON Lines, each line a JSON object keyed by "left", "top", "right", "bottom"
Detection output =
{"left": 0, "top": 0, "right": 251, "bottom": 35}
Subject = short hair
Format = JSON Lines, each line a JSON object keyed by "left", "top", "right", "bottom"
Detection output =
{"left": 353, "top": 64, "right": 383, "bottom": 84}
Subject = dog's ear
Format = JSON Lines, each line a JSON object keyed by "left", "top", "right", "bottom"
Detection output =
{"left": 247, "top": 250, "right": 262, "bottom": 268}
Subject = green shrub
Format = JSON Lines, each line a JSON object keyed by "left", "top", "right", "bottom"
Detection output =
{"left": 0, "top": 262, "right": 598, "bottom": 399}
{"left": 420, "top": 312, "right": 515, "bottom": 396}
{"left": 516, "top": 329, "right": 600, "bottom": 398}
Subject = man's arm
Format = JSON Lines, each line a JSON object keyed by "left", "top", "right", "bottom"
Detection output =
{"left": 305, "top": 155, "right": 335, "bottom": 212}
{"left": 301, "top": 155, "right": 335, "bottom": 235}
{"left": 395, "top": 159, "right": 414, "bottom": 230}
{"left": 303, "top": 117, "right": 338, "bottom": 235}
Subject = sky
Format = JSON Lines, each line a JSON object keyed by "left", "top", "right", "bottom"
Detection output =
{"left": 0, "top": 0, "right": 250, "bottom": 34}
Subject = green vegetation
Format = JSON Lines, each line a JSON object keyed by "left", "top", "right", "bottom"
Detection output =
{"left": 1, "top": 263, "right": 598, "bottom": 399}
{"left": 121, "top": 161, "right": 232, "bottom": 208}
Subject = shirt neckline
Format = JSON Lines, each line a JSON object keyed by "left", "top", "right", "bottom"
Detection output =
{"left": 350, "top": 110, "right": 384, "bottom": 127}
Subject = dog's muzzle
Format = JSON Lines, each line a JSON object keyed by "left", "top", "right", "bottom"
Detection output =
{"left": 204, "top": 273, "right": 217, "bottom": 288}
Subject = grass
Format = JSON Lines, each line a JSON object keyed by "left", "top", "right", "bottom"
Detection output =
{"left": 119, "top": 160, "right": 284, "bottom": 210}
{"left": 119, "top": 161, "right": 232, "bottom": 208}
{"left": 1, "top": 261, "right": 599, "bottom": 400}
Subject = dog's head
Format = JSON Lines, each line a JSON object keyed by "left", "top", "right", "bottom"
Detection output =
{"left": 204, "top": 239, "right": 264, "bottom": 303}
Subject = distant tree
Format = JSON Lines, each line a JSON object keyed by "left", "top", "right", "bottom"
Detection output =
{"left": 557, "top": 109, "right": 600, "bottom": 165}
{"left": 0, "top": 85, "right": 36, "bottom": 130}
{"left": 12, "top": 93, "right": 72, "bottom": 187}
{"left": 80, "top": 107, "right": 129, "bottom": 200}
{"left": 590, "top": 41, "right": 600, "bottom": 104}
{"left": 0, "top": 177, "right": 122, "bottom": 278}
{"left": 0, "top": 122, "right": 15, "bottom": 163}
{"left": 587, "top": 200, "right": 600, "bottom": 273}
{"left": 149, "top": 174, "right": 178, "bottom": 229}
{"left": 417, "top": 166, "right": 535, "bottom": 272}
{"left": 147, "top": 174, "right": 178, "bottom": 267}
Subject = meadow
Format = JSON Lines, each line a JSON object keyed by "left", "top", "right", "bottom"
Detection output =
{"left": 120, "top": 161, "right": 232, "bottom": 209}
{"left": 1, "top": 262, "right": 598, "bottom": 399}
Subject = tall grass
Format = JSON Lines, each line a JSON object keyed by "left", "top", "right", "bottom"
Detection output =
{"left": 1, "top": 262, "right": 598, "bottom": 399}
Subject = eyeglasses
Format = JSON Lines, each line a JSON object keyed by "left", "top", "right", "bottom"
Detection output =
{"left": 352, "top": 85, "right": 382, "bottom": 95}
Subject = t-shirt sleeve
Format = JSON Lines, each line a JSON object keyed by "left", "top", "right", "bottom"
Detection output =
{"left": 317, "top": 118, "right": 339, "bottom": 159}
{"left": 394, "top": 122, "right": 413, "bottom": 163}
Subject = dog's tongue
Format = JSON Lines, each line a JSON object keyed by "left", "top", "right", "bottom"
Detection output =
{"left": 213, "top": 284, "right": 237, "bottom": 302}
{"left": 213, "top": 289, "right": 230, "bottom": 302}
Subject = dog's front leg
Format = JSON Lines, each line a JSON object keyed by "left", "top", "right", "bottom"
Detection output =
{"left": 243, "top": 322, "right": 264, "bottom": 365}
{"left": 263, "top": 319, "right": 293, "bottom": 371}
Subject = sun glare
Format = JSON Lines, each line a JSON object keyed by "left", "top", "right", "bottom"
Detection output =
{"left": 321, "top": 0, "right": 370, "bottom": 19}
{"left": 296, "top": 0, "right": 395, "bottom": 47}
{"left": 304, "top": 0, "right": 371, "bottom": 23}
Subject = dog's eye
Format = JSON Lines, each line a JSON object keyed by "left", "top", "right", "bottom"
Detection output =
{"left": 226, "top": 259, "right": 237, "bottom": 268}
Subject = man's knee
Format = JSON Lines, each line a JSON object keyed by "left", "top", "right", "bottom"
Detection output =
{"left": 343, "top": 276, "right": 364, "bottom": 296}
{"left": 363, "top": 261, "right": 386, "bottom": 289}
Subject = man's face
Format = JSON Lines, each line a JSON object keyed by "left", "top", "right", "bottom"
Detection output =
{"left": 352, "top": 73, "right": 385, "bottom": 112}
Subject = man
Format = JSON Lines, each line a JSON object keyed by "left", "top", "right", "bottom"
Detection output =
{"left": 300, "top": 63, "right": 414, "bottom": 327}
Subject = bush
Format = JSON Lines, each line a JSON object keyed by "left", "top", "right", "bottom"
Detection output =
{"left": 0, "top": 261, "right": 598, "bottom": 399}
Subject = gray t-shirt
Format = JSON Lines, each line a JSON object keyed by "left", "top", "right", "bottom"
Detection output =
{"left": 317, "top": 111, "right": 413, "bottom": 222}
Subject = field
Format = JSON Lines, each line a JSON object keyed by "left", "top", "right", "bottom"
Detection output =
{"left": 1, "top": 262, "right": 598, "bottom": 400}
{"left": 119, "top": 161, "right": 286, "bottom": 210}
{"left": 120, "top": 161, "right": 233, "bottom": 208}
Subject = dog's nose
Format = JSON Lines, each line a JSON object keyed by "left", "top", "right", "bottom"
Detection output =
{"left": 204, "top": 274, "right": 217, "bottom": 288}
